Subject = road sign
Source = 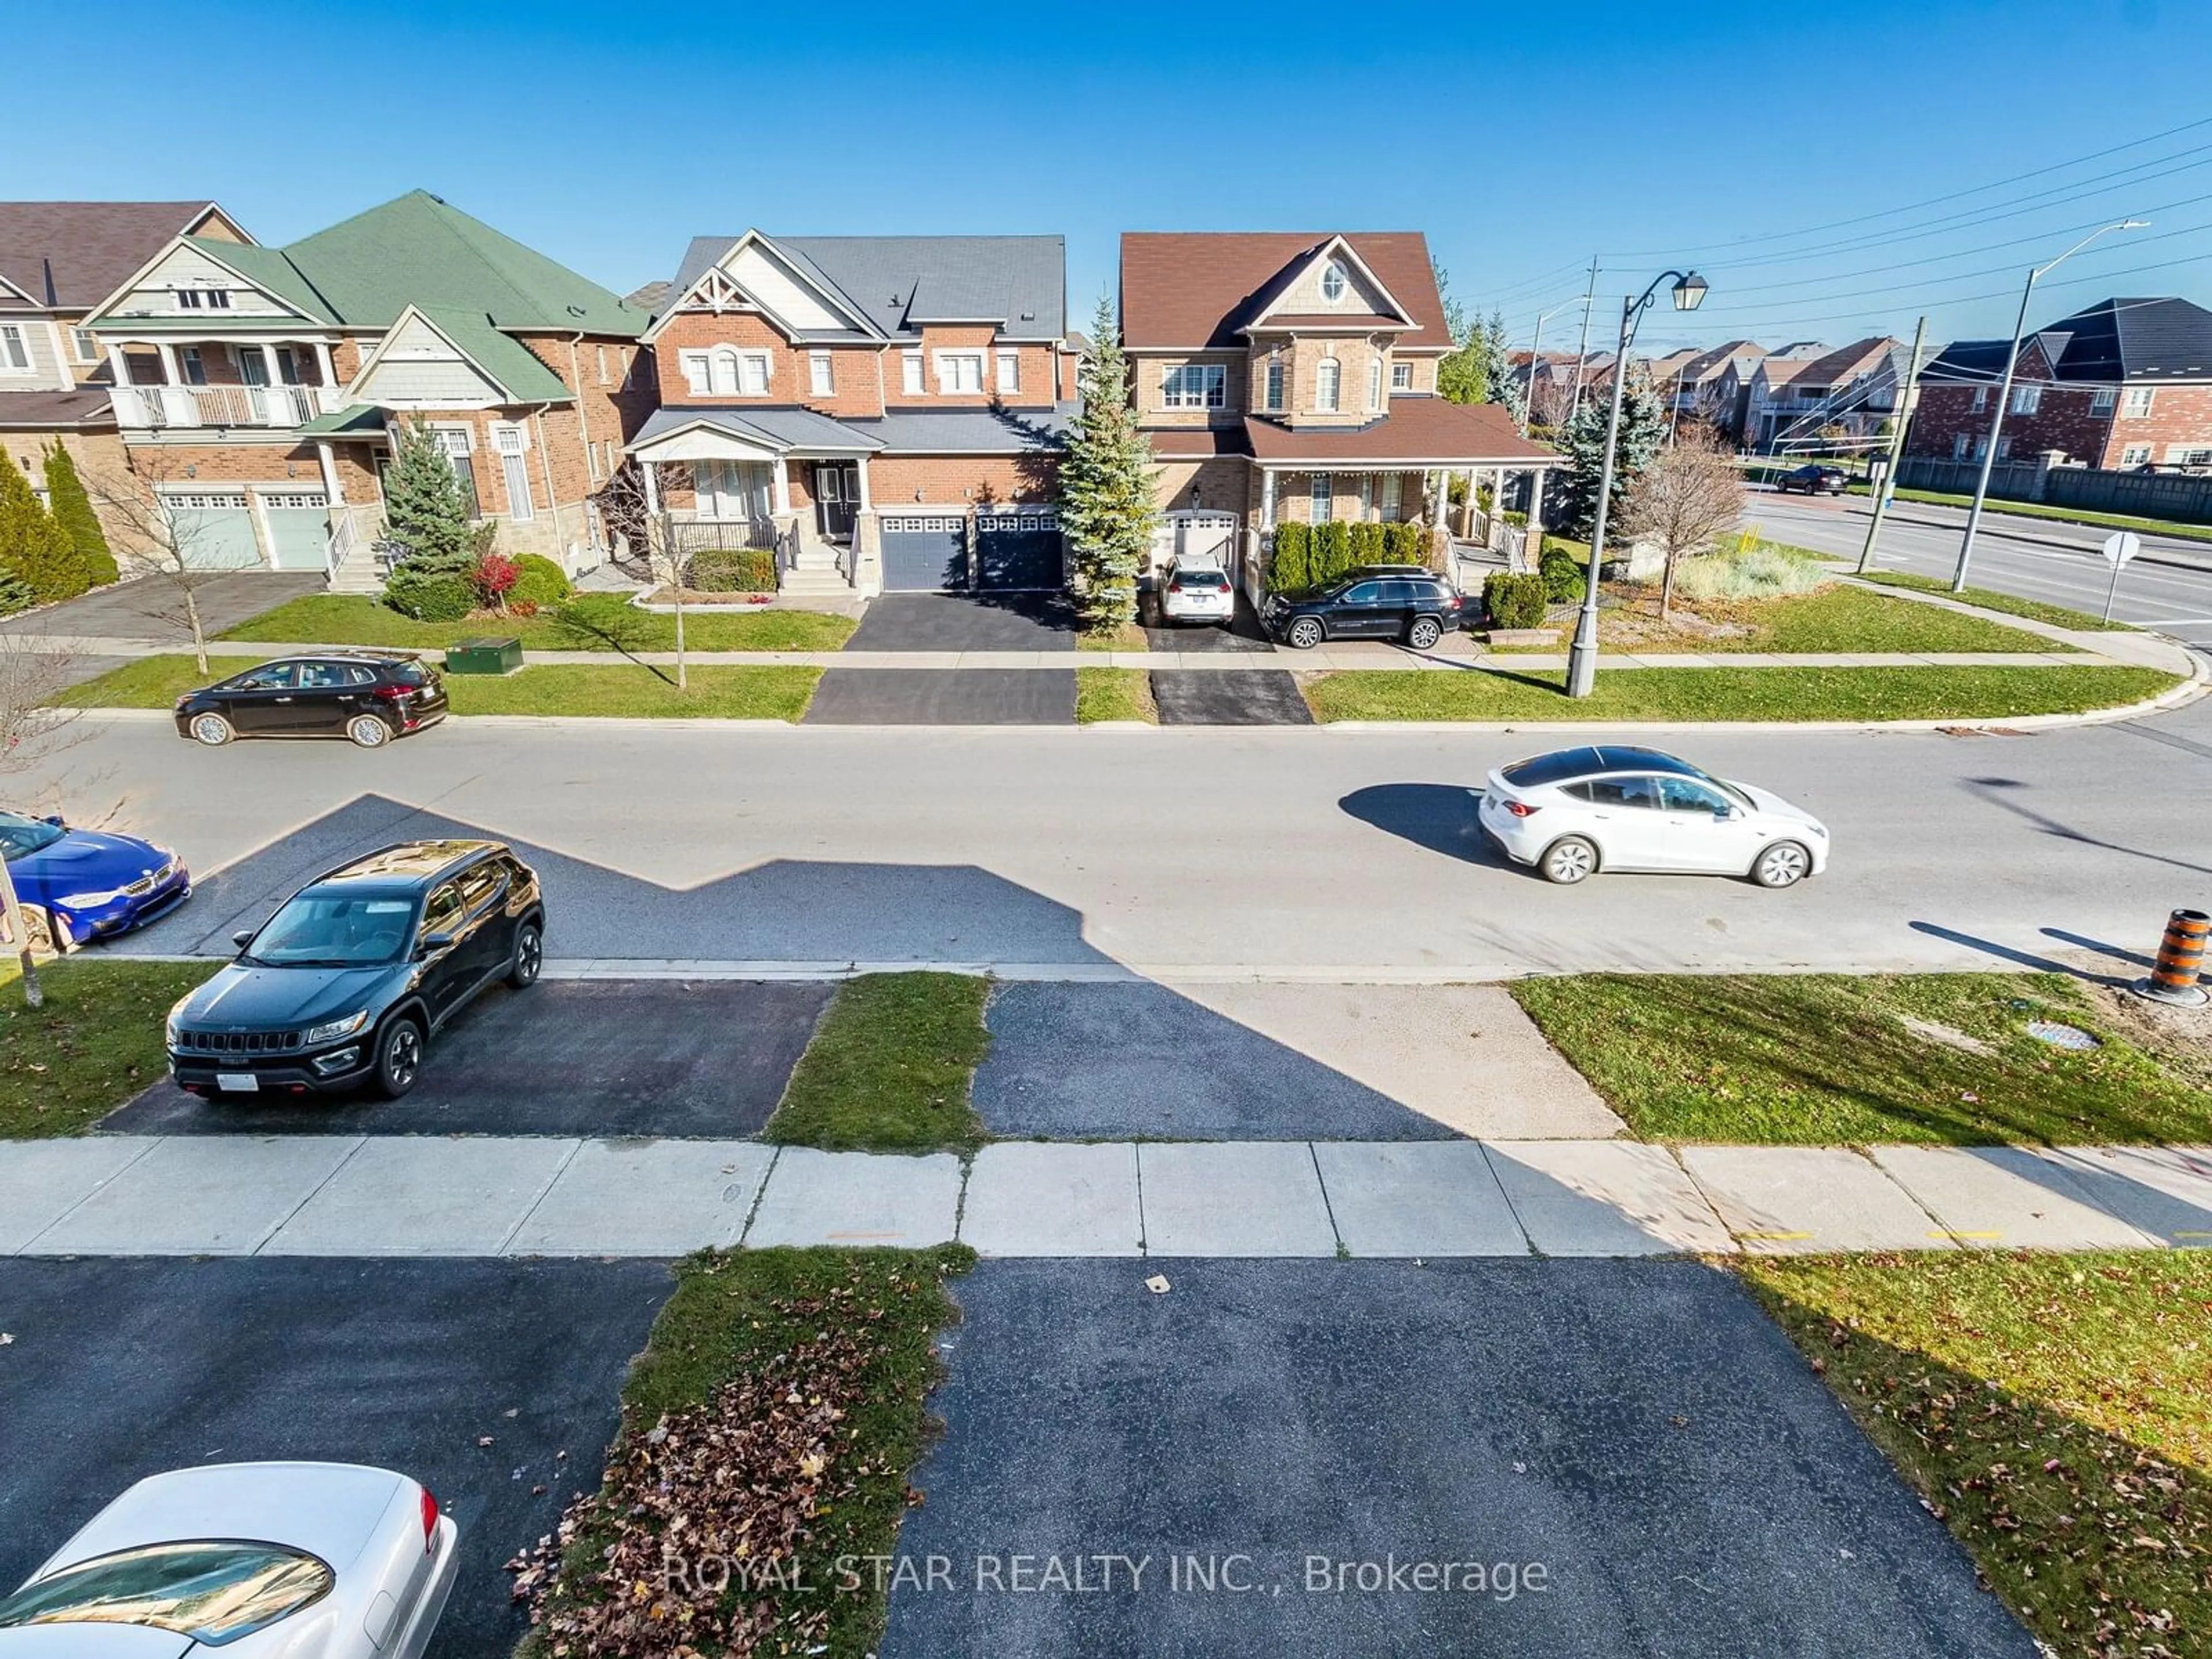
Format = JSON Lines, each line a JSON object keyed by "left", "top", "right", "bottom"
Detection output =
{"left": 2098, "top": 531, "right": 2142, "bottom": 620}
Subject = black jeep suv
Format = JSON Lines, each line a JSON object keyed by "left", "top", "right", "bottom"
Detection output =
{"left": 165, "top": 840, "right": 544, "bottom": 1100}
{"left": 1261, "top": 568, "right": 1467, "bottom": 649}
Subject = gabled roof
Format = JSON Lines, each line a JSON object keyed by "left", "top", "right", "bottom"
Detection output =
{"left": 0, "top": 201, "right": 234, "bottom": 310}
{"left": 1671, "top": 340, "right": 1766, "bottom": 385}
{"left": 1784, "top": 336, "right": 1903, "bottom": 389}
{"left": 348, "top": 303, "right": 571, "bottom": 403}
{"left": 661, "top": 233, "right": 1067, "bottom": 343}
{"left": 1923, "top": 298, "right": 2212, "bottom": 387}
{"left": 1241, "top": 233, "right": 1414, "bottom": 335}
{"left": 1120, "top": 232, "right": 1450, "bottom": 350}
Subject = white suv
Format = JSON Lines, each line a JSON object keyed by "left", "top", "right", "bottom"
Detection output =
{"left": 1158, "top": 556, "right": 1236, "bottom": 626}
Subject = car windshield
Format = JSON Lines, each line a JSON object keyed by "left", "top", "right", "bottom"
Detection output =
{"left": 245, "top": 890, "right": 417, "bottom": 967}
{"left": 0, "top": 812, "right": 67, "bottom": 862}
{"left": 0, "top": 1540, "right": 334, "bottom": 1646}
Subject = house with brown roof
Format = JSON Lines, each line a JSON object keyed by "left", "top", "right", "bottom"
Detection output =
{"left": 0, "top": 200, "right": 245, "bottom": 527}
{"left": 1652, "top": 340, "right": 1766, "bottom": 434}
{"left": 1742, "top": 336, "right": 1907, "bottom": 452}
{"left": 1119, "top": 232, "right": 1559, "bottom": 577}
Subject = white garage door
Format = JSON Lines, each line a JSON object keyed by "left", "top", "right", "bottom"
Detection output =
{"left": 258, "top": 491, "right": 332, "bottom": 571}
{"left": 1150, "top": 512, "right": 1241, "bottom": 573}
{"left": 161, "top": 492, "right": 261, "bottom": 569}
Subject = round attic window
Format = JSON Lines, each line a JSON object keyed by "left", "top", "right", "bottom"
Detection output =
{"left": 1320, "top": 262, "right": 1349, "bottom": 304}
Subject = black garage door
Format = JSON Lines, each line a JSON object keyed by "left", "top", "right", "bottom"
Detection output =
{"left": 881, "top": 513, "right": 968, "bottom": 591}
{"left": 976, "top": 511, "right": 1064, "bottom": 591}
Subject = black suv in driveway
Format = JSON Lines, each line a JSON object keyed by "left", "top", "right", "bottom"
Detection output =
{"left": 165, "top": 840, "right": 544, "bottom": 1100}
{"left": 175, "top": 652, "right": 449, "bottom": 749}
{"left": 1261, "top": 569, "right": 1467, "bottom": 649}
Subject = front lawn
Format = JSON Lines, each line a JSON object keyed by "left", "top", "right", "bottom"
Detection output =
{"left": 511, "top": 1245, "right": 972, "bottom": 1659}
{"left": 1076, "top": 622, "right": 1147, "bottom": 652}
{"left": 0, "top": 957, "right": 216, "bottom": 1136}
{"left": 1510, "top": 972, "right": 2212, "bottom": 1145}
{"left": 764, "top": 972, "right": 992, "bottom": 1152}
{"left": 58, "top": 654, "right": 275, "bottom": 709}
{"left": 1075, "top": 666, "right": 1158, "bottom": 723}
{"left": 1490, "top": 580, "right": 2071, "bottom": 656}
{"left": 1741, "top": 1252, "right": 2212, "bottom": 1658}
{"left": 1302, "top": 664, "right": 2179, "bottom": 724}
{"left": 221, "top": 592, "right": 858, "bottom": 653}
{"left": 1856, "top": 570, "right": 2137, "bottom": 632}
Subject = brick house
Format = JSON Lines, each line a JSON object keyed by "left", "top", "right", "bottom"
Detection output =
{"left": 1909, "top": 297, "right": 2212, "bottom": 472}
{"left": 626, "top": 232, "right": 1078, "bottom": 596}
{"left": 1119, "top": 232, "right": 1559, "bottom": 579}
{"left": 1742, "top": 337, "right": 1907, "bottom": 452}
{"left": 0, "top": 201, "right": 248, "bottom": 536}
{"left": 79, "top": 190, "right": 652, "bottom": 585}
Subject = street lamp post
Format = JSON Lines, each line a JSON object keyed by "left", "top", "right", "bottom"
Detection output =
{"left": 1565, "top": 268, "right": 1707, "bottom": 699}
{"left": 1950, "top": 219, "right": 2146, "bottom": 592}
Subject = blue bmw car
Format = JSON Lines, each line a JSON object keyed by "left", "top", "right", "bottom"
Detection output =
{"left": 0, "top": 810, "right": 190, "bottom": 950}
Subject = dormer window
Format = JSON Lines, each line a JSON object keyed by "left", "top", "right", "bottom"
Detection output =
{"left": 1320, "top": 262, "right": 1348, "bottom": 305}
{"left": 173, "top": 287, "right": 232, "bottom": 311}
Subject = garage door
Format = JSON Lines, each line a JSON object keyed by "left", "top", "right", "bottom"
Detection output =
{"left": 258, "top": 491, "right": 331, "bottom": 571}
{"left": 1150, "top": 512, "right": 1241, "bottom": 573}
{"left": 975, "top": 510, "right": 1063, "bottom": 591}
{"left": 161, "top": 492, "right": 261, "bottom": 569}
{"left": 881, "top": 513, "right": 968, "bottom": 591}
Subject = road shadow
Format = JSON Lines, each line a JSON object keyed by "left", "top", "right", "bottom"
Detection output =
{"left": 1963, "top": 775, "right": 2212, "bottom": 877}
{"left": 1338, "top": 782, "right": 1516, "bottom": 869}
{"left": 1907, "top": 921, "right": 2124, "bottom": 985}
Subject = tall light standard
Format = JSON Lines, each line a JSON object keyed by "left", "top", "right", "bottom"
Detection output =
{"left": 1565, "top": 268, "right": 1707, "bottom": 699}
{"left": 1521, "top": 298, "right": 1586, "bottom": 437}
{"left": 1950, "top": 218, "right": 2146, "bottom": 592}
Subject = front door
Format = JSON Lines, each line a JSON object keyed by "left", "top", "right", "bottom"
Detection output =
{"left": 814, "top": 463, "right": 858, "bottom": 542}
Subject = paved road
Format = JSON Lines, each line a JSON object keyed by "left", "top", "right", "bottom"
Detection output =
{"left": 20, "top": 709, "right": 2210, "bottom": 978}
{"left": 1751, "top": 493, "right": 2212, "bottom": 646}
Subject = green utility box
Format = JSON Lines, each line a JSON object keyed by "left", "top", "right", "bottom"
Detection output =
{"left": 444, "top": 637, "right": 524, "bottom": 676}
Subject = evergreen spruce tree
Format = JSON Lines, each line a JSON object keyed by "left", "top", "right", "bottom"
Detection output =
{"left": 1550, "top": 372, "right": 1668, "bottom": 541}
{"left": 382, "top": 419, "right": 478, "bottom": 573}
{"left": 41, "top": 443, "right": 116, "bottom": 586}
{"left": 1059, "top": 295, "right": 1159, "bottom": 633}
{"left": 0, "top": 566, "right": 32, "bottom": 616}
{"left": 0, "top": 454, "right": 83, "bottom": 604}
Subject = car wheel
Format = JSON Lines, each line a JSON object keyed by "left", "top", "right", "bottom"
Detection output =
{"left": 346, "top": 713, "right": 394, "bottom": 749}
{"left": 1540, "top": 836, "right": 1599, "bottom": 885}
{"left": 507, "top": 919, "right": 543, "bottom": 988}
{"left": 190, "top": 712, "right": 234, "bottom": 747}
{"left": 1407, "top": 616, "right": 1442, "bottom": 650}
{"left": 1751, "top": 840, "right": 1812, "bottom": 889}
{"left": 370, "top": 1016, "right": 426, "bottom": 1099}
{"left": 1286, "top": 617, "right": 1325, "bottom": 650}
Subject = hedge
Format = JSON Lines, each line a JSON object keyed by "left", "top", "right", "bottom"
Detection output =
{"left": 510, "top": 553, "right": 571, "bottom": 608}
{"left": 1539, "top": 546, "right": 1585, "bottom": 604}
{"left": 1483, "top": 571, "right": 1548, "bottom": 630}
{"left": 382, "top": 567, "right": 474, "bottom": 623}
{"left": 1267, "top": 521, "right": 1313, "bottom": 594}
{"left": 1271, "top": 518, "right": 1431, "bottom": 596}
{"left": 684, "top": 547, "right": 779, "bottom": 593}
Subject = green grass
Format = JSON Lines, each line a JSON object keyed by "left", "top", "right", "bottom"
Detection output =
{"left": 765, "top": 972, "right": 992, "bottom": 1152}
{"left": 1302, "top": 664, "right": 2178, "bottom": 724}
{"left": 1077, "top": 621, "right": 1147, "bottom": 652}
{"left": 1851, "top": 484, "right": 2212, "bottom": 544}
{"left": 58, "top": 656, "right": 822, "bottom": 721}
{"left": 1076, "top": 666, "right": 1157, "bottom": 723}
{"left": 1510, "top": 972, "right": 2212, "bottom": 1145}
{"left": 1856, "top": 569, "right": 2137, "bottom": 632}
{"left": 220, "top": 592, "right": 858, "bottom": 652}
{"left": 1741, "top": 1252, "right": 2212, "bottom": 1657}
{"left": 0, "top": 958, "right": 216, "bottom": 1136}
{"left": 1490, "top": 581, "right": 2071, "bottom": 656}
{"left": 514, "top": 1245, "right": 972, "bottom": 1659}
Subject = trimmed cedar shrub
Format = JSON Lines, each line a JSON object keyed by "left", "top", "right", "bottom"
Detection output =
{"left": 510, "top": 552, "right": 571, "bottom": 608}
{"left": 685, "top": 547, "right": 779, "bottom": 593}
{"left": 1382, "top": 521, "right": 1424, "bottom": 563}
{"left": 1267, "top": 521, "right": 1313, "bottom": 594}
{"left": 1349, "top": 520, "right": 1387, "bottom": 564}
{"left": 382, "top": 566, "right": 474, "bottom": 623}
{"left": 1483, "top": 571, "right": 1548, "bottom": 630}
{"left": 1539, "top": 545, "right": 1586, "bottom": 603}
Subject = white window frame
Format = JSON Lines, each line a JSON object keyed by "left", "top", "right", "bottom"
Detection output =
{"left": 1264, "top": 357, "right": 1284, "bottom": 410}
{"left": 995, "top": 349, "right": 1020, "bottom": 395}
{"left": 2090, "top": 387, "right": 2116, "bottom": 415}
{"left": 809, "top": 351, "right": 834, "bottom": 396}
{"left": 1968, "top": 386, "right": 1987, "bottom": 413}
{"left": 1994, "top": 435, "right": 2012, "bottom": 461}
{"left": 1320, "top": 261, "right": 1349, "bottom": 305}
{"left": 678, "top": 351, "right": 712, "bottom": 396}
{"left": 1367, "top": 358, "right": 1382, "bottom": 412}
{"left": 171, "top": 287, "right": 232, "bottom": 311}
{"left": 0, "top": 324, "right": 29, "bottom": 373}
{"left": 2123, "top": 386, "right": 2155, "bottom": 418}
{"left": 1309, "top": 472, "right": 1333, "bottom": 520}
{"left": 1951, "top": 433, "right": 1971, "bottom": 460}
{"left": 934, "top": 351, "right": 986, "bottom": 395}
{"left": 71, "top": 327, "right": 101, "bottom": 365}
{"left": 902, "top": 350, "right": 925, "bottom": 396}
{"left": 2119, "top": 443, "right": 2153, "bottom": 467}
{"left": 1390, "top": 361, "right": 1413, "bottom": 392}
{"left": 490, "top": 423, "right": 533, "bottom": 521}
{"left": 1316, "top": 357, "right": 1342, "bottom": 412}
{"left": 1161, "top": 363, "right": 1226, "bottom": 410}
{"left": 2012, "top": 385, "right": 2040, "bottom": 415}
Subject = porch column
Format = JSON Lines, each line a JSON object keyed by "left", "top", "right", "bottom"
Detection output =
{"left": 641, "top": 459, "right": 662, "bottom": 517}
{"left": 261, "top": 344, "right": 283, "bottom": 384}
{"left": 854, "top": 457, "right": 873, "bottom": 512}
{"left": 313, "top": 341, "right": 338, "bottom": 389}
{"left": 1522, "top": 468, "right": 1547, "bottom": 573}
{"left": 107, "top": 344, "right": 132, "bottom": 386}
{"left": 315, "top": 440, "right": 344, "bottom": 506}
{"left": 771, "top": 457, "right": 791, "bottom": 516}
{"left": 1260, "top": 469, "right": 1277, "bottom": 528}
{"left": 155, "top": 342, "right": 181, "bottom": 385}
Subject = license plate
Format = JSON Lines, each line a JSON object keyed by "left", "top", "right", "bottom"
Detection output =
{"left": 215, "top": 1072, "right": 259, "bottom": 1093}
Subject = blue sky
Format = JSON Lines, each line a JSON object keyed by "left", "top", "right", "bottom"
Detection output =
{"left": 10, "top": 0, "right": 2208, "bottom": 358}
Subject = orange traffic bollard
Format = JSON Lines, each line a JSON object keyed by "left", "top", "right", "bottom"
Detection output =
{"left": 2134, "top": 908, "right": 2210, "bottom": 1007}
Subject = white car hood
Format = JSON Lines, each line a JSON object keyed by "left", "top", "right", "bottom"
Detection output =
{"left": 1731, "top": 781, "right": 1824, "bottom": 830}
{"left": 0, "top": 1628, "right": 194, "bottom": 1657}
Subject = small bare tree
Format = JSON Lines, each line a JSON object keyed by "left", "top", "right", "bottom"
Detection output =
{"left": 88, "top": 460, "right": 225, "bottom": 672}
{"left": 0, "top": 633, "right": 85, "bottom": 1006}
{"left": 590, "top": 460, "right": 687, "bottom": 690}
{"left": 1620, "top": 423, "right": 1745, "bottom": 620}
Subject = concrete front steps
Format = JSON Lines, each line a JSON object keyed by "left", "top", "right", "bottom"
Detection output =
{"left": 779, "top": 544, "right": 855, "bottom": 598}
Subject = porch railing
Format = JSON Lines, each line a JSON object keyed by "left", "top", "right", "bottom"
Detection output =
{"left": 111, "top": 383, "right": 339, "bottom": 431}
{"left": 666, "top": 516, "right": 781, "bottom": 555}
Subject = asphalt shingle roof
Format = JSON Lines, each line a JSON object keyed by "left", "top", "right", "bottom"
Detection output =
{"left": 1120, "top": 232, "right": 1451, "bottom": 350}
{"left": 666, "top": 234, "right": 1068, "bottom": 342}
{"left": 0, "top": 202, "right": 224, "bottom": 309}
{"left": 1926, "top": 298, "right": 2212, "bottom": 385}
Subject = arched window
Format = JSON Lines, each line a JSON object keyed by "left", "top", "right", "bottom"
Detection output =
{"left": 711, "top": 349, "right": 741, "bottom": 396}
{"left": 1320, "top": 261, "right": 1348, "bottom": 304}
{"left": 1316, "top": 356, "right": 1342, "bottom": 412}
{"left": 1265, "top": 355, "right": 1284, "bottom": 410}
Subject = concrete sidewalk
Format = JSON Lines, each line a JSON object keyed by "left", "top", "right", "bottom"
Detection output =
{"left": 5, "top": 1134, "right": 2206, "bottom": 1260}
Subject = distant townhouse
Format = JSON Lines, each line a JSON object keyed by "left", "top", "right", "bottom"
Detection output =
{"left": 80, "top": 190, "right": 650, "bottom": 584}
{"left": 1652, "top": 339, "right": 1765, "bottom": 434}
{"left": 627, "top": 233, "right": 1078, "bottom": 596}
{"left": 0, "top": 200, "right": 244, "bottom": 526}
{"left": 1738, "top": 338, "right": 1907, "bottom": 451}
{"left": 1910, "top": 297, "right": 2212, "bottom": 472}
{"left": 1119, "top": 231, "right": 1559, "bottom": 576}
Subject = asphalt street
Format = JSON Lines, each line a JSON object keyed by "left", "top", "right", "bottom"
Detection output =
{"left": 28, "top": 702, "right": 2211, "bottom": 978}
{"left": 0, "top": 1256, "right": 673, "bottom": 1659}
{"left": 1752, "top": 493, "right": 2212, "bottom": 646}
{"left": 883, "top": 1257, "right": 2035, "bottom": 1658}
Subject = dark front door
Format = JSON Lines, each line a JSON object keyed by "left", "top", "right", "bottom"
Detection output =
{"left": 814, "top": 463, "right": 858, "bottom": 542}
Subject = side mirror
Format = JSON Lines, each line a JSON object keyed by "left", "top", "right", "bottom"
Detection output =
{"left": 232, "top": 929, "right": 255, "bottom": 950}
{"left": 418, "top": 930, "right": 456, "bottom": 957}
{"left": 1714, "top": 805, "right": 1741, "bottom": 821}
{"left": 41, "top": 814, "right": 64, "bottom": 827}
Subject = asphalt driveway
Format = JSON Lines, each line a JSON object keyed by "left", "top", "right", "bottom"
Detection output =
{"left": 102, "top": 979, "right": 831, "bottom": 1137}
{"left": 847, "top": 592, "right": 1078, "bottom": 652}
{"left": 0, "top": 570, "right": 321, "bottom": 640}
{"left": 0, "top": 1256, "right": 672, "bottom": 1659}
{"left": 806, "top": 668, "right": 1075, "bottom": 724}
{"left": 884, "top": 1258, "right": 2036, "bottom": 1658}
{"left": 974, "top": 982, "right": 1456, "bottom": 1138}
{"left": 1149, "top": 668, "right": 1314, "bottom": 725}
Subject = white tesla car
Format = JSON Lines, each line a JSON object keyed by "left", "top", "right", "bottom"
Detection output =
{"left": 1476, "top": 744, "right": 1830, "bottom": 887}
{"left": 0, "top": 1463, "right": 457, "bottom": 1657}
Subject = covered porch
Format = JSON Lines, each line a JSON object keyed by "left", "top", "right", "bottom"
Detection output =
{"left": 101, "top": 331, "right": 344, "bottom": 432}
